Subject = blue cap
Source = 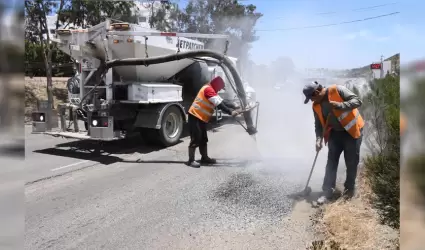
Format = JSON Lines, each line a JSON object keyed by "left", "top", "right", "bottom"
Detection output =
{"left": 303, "top": 81, "right": 320, "bottom": 104}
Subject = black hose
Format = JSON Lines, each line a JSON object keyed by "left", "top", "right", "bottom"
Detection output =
{"left": 105, "top": 50, "right": 257, "bottom": 134}
{"left": 67, "top": 76, "right": 80, "bottom": 94}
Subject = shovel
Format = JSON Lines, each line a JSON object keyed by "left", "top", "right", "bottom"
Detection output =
{"left": 299, "top": 114, "right": 331, "bottom": 197}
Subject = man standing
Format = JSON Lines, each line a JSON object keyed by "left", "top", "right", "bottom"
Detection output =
{"left": 187, "top": 76, "right": 240, "bottom": 168}
{"left": 302, "top": 81, "right": 364, "bottom": 205}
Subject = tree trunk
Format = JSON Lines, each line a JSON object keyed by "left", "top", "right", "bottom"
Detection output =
{"left": 38, "top": 5, "right": 55, "bottom": 130}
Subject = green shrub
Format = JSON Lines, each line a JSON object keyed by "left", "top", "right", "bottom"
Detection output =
{"left": 355, "top": 74, "right": 400, "bottom": 229}
{"left": 407, "top": 155, "right": 425, "bottom": 200}
{"left": 403, "top": 77, "right": 425, "bottom": 200}
{"left": 364, "top": 153, "right": 399, "bottom": 229}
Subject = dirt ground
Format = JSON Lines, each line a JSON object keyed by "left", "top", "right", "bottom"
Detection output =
{"left": 25, "top": 77, "right": 68, "bottom": 122}
{"left": 314, "top": 169, "right": 399, "bottom": 250}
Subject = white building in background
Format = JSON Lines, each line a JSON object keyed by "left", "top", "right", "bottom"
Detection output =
{"left": 371, "top": 60, "right": 392, "bottom": 79}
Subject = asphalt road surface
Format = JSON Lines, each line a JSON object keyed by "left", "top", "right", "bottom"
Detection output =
{"left": 23, "top": 88, "right": 332, "bottom": 250}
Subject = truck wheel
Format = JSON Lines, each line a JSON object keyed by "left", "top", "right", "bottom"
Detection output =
{"left": 158, "top": 105, "right": 184, "bottom": 147}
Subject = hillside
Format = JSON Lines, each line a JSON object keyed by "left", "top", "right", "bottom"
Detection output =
{"left": 346, "top": 53, "right": 400, "bottom": 78}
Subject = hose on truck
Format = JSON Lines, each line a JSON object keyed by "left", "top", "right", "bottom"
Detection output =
{"left": 105, "top": 50, "right": 257, "bottom": 135}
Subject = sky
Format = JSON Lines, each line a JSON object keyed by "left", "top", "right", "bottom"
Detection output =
{"left": 241, "top": 0, "right": 424, "bottom": 69}
{"left": 14, "top": 0, "right": 424, "bottom": 69}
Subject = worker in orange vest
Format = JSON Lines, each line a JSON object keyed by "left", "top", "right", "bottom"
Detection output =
{"left": 303, "top": 81, "right": 364, "bottom": 205}
{"left": 187, "top": 76, "right": 240, "bottom": 168}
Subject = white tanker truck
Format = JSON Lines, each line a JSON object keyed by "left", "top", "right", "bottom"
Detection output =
{"left": 31, "top": 19, "right": 259, "bottom": 147}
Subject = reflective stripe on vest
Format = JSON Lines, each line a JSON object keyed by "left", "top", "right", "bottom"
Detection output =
{"left": 313, "top": 85, "right": 364, "bottom": 139}
{"left": 191, "top": 102, "right": 214, "bottom": 116}
{"left": 194, "top": 97, "right": 215, "bottom": 110}
{"left": 188, "top": 85, "right": 215, "bottom": 122}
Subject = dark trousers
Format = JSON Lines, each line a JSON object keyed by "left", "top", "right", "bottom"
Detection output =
{"left": 322, "top": 129, "right": 363, "bottom": 195}
{"left": 188, "top": 114, "right": 208, "bottom": 148}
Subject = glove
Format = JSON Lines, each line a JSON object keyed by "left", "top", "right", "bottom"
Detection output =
{"left": 231, "top": 110, "right": 240, "bottom": 117}
{"left": 315, "top": 137, "right": 323, "bottom": 152}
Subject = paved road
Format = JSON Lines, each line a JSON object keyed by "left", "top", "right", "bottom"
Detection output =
{"left": 23, "top": 88, "right": 331, "bottom": 249}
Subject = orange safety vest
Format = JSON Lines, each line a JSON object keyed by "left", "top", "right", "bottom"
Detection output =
{"left": 188, "top": 84, "right": 215, "bottom": 123}
{"left": 400, "top": 112, "right": 406, "bottom": 136}
{"left": 313, "top": 85, "right": 365, "bottom": 139}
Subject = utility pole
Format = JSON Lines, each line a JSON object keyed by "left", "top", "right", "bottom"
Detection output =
{"left": 380, "top": 55, "right": 384, "bottom": 79}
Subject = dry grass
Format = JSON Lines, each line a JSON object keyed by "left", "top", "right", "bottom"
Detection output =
{"left": 314, "top": 169, "right": 399, "bottom": 250}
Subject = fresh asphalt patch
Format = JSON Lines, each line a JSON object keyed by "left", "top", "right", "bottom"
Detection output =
{"left": 209, "top": 168, "right": 304, "bottom": 229}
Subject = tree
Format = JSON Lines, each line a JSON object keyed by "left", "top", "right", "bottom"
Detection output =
{"left": 25, "top": 40, "right": 73, "bottom": 77}
{"left": 24, "top": 0, "right": 138, "bottom": 78}
{"left": 149, "top": 2, "right": 178, "bottom": 31}
{"left": 25, "top": 0, "right": 66, "bottom": 129}
{"left": 58, "top": 0, "right": 138, "bottom": 28}
{"left": 150, "top": 0, "right": 263, "bottom": 61}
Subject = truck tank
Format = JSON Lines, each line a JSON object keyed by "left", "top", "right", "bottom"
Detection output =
{"left": 55, "top": 21, "right": 210, "bottom": 82}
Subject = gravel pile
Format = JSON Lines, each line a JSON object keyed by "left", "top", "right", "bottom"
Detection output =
{"left": 208, "top": 168, "right": 303, "bottom": 229}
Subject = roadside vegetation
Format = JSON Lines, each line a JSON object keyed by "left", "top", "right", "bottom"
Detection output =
{"left": 399, "top": 63, "right": 425, "bottom": 248}
{"left": 343, "top": 54, "right": 400, "bottom": 78}
{"left": 309, "top": 63, "right": 400, "bottom": 249}
{"left": 403, "top": 74, "right": 425, "bottom": 199}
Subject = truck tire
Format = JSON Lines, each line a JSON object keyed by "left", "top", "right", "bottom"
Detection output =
{"left": 139, "top": 105, "right": 184, "bottom": 147}
{"left": 157, "top": 105, "right": 184, "bottom": 147}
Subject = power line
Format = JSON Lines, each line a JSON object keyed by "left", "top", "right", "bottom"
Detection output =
{"left": 255, "top": 12, "right": 400, "bottom": 32}
{"left": 315, "top": 2, "right": 398, "bottom": 15}
{"left": 169, "top": 1, "right": 398, "bottom": 20}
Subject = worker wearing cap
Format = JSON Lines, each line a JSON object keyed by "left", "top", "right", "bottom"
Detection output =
{"left": 303, "top": 81, "right": 364, "bottom": 205}
{"left": 187, "top": 76, "right": 240, "bottom": 168}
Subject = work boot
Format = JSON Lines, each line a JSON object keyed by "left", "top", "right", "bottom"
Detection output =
{"left": 342, "top": 189, "right": 355, "bottom": 200}
{"left": 316, "top": 189, "right": 334, "bottom": 206}
{"left": 186, "top": 147, "right": 200, "bottom": 168}
{"left": 199, "top": 144, "right": 217, "bottom": 165}
{"left": 316, "top": 196, "right": 329, "bottom": 205}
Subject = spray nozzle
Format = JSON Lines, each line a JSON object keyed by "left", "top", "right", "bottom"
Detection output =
{"left": 246, "top": 126, "right": 257, "bottom": 135}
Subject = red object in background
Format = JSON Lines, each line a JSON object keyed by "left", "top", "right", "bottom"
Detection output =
{"left": 370, "top": 63, "right": 382, "bottom": 70}
{"left": 414, "top": 60, "right": 425, "bottom": 72}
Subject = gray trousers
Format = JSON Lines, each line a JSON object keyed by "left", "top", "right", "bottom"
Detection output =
{"left": 322, "top": 129, "right": 363, "bottom": 195}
